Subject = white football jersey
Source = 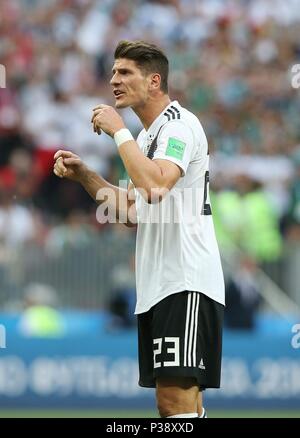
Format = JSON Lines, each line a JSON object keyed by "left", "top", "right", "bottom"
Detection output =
{"left": 134, "top": 101, "right": 225, "bottom": 314}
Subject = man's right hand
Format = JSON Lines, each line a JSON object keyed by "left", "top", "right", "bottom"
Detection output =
{"left": 53, "top": 150, "right": 88, "bottom": 183}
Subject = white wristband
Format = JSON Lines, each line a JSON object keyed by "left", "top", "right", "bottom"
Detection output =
{"left": 114, "top": 128, "right": 134, "bottom": 148}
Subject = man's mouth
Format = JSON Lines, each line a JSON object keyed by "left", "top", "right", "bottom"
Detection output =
{"left": 114, "top": 90, "right": 125, "bottom": 98}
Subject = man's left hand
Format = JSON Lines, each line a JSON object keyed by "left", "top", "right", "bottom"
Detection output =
{"left": 91, "top": 104, "right": 125, "bottom": 137}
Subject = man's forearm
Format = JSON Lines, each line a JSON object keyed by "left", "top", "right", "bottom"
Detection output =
{"left": 79, "top": 168, "right": 135, "bottom": 224}
{"left": 118, "top": 140, "right": 164, "bottom": 194}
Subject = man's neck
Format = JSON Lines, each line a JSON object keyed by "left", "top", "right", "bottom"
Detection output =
{"left": 133, "top": 95, "right": 171, "bottom": 131}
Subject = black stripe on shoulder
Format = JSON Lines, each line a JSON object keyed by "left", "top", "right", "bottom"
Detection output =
{"left": 164, "top": 107, "right": 180, "bottom": 121}
{"left": 164, "top": 112, "right": 171, "bottom": 121}
{"left": 171, "top": 105, "right": 181, "bottom": 119}
{"left": 167, "top": 108, "right": 176, "bottom": 120}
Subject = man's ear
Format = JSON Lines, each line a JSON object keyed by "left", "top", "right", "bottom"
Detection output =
{"left": 149, "top": 73, "right": 161, "bottom": 91}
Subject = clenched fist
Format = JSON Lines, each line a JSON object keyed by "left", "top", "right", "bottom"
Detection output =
{"left": 53, "top": 150, "right": 88, "bottom": 183}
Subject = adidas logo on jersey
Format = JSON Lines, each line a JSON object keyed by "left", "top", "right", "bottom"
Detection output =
{"left": 198, "top": 358, "right": 205, "bottom": 369}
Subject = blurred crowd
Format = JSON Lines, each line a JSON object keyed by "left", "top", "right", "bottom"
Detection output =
{"left": 1, "top": 0, "right": 300, "bottom": 311}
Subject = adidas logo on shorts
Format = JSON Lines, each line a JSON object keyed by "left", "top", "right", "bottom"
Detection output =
{"left": 198, "top": 358, "right": 205, "bottom": 370}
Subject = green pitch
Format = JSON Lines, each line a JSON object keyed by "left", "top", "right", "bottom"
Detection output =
{"left": 0, "top": 410, "right": 299, "bottom": 418}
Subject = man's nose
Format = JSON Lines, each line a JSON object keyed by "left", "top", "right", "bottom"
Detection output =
{"left": 110, "top": 74, "right": 120, "bottom": 86}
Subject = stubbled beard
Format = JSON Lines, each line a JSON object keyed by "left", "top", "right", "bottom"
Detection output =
{"left": 115, "top": 98, "right": 130, "bottom": 109}
{"left": 116, "top": 101, "right": 128, "bottom": 108}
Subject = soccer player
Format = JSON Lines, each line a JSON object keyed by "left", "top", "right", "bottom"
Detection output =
{"left": 53, "top": 40, "right": 225, "bottom": 418}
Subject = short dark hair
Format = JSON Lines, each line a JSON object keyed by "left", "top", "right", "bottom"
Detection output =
{"left": 114, "top": 40, "right": 169, "bottom": 93}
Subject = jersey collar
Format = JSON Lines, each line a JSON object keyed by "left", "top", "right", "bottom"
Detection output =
{"left": 146, "top": 100, "right": 180, "bottom": 136}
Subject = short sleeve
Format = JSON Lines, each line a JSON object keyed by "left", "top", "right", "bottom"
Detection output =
{"left": 153, "top": 120, "right": 195, "bottom": 176}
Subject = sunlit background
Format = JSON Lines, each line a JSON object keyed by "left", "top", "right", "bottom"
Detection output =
{"left": 0, "top": 0, "right": 300, "bottom": 418}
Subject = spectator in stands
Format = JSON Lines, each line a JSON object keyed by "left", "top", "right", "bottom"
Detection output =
{"left": 18, "top": 283, "right": 65, "bottom": 337}
{"left": 284, "top": 149, "right": 300, "bottom": 241}
{"left": 214, "top": 174, "right": 283, "bottom": 263}
{"left": 45, "top": 209, "right": 97, "bottom": 256}
{"left": 225, "top": 255, "right": 261, "bottom": 330}
{"left": 106, "top": 255, "right": 136, "bottom": 331}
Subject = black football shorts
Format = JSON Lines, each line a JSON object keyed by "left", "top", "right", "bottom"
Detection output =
{"left": 137, "top": 291, "right": 224, "bottom": 389}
